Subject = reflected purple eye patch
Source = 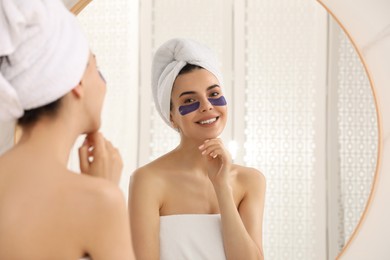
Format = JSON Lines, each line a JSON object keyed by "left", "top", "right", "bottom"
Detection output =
{"left": 179, "top": 102, "right": 200, "bottom": 115}
{"left": 178, "top": 96, "right": 227, "bottom": 115}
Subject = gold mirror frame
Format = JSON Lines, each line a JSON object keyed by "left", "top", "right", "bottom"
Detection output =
{"left": 12, "top": 0, "right": 383, "bottom": 258}
{"left": 70, "top": 0, "right": 92, "bottom": 15}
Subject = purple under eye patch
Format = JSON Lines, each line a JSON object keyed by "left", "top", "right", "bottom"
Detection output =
{"left": 209, "top": 96, "right": 227, "bottom": 106}
{"left": 179, "top": 102, "right": 200, "bottom": 115}
{"left": 178, "top": 96, "right": 227, "bottom": 115}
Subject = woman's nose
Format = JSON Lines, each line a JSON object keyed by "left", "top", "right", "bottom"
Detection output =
{"left": 200, "top": 98, "right": 213, "bottom": 112}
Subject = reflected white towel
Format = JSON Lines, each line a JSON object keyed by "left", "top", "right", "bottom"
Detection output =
{"left": 152, "top": 38, "right": 223, "bottom": 127}
{"left": 160, "top": 214, "right": 226, "bottom": 260}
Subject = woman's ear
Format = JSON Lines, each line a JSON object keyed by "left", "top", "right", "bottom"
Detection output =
{"left": 71, "top": 82, "right": 84, "bottom": 98}
{"left": 170, "top": 113, "right": 177, "bottom": 129}
{"left": 170, "top": 119, "right": 176, "bottom": 129}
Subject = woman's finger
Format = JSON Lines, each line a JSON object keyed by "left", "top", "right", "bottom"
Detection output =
{"left": 78, "top": 140, "right": 90, "bottom": 173}
{"left": 105, "top": 140, "right": 115, "bottom": 152}
{"left": 199, "top": 138, "right": 222, "bottom": 149}
{"left": 209, "top": 148, "right": 225, "bottom": 158}
{"left": 87, "top": 132, "right": 106, "bottom": 159}
{"left": 200, "top": 143, "right": 222, "bottom": 155}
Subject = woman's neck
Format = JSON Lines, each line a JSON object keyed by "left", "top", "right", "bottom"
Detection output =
{"left": 172, "top": 137, "right": 211, "bottom": 172}
{"left": 16, "top": 116, "right": 83, "bottom": 167}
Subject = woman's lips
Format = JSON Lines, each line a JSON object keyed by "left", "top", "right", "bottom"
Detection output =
{"left": 196, "top": 116, "right": 219, "bottom": 125}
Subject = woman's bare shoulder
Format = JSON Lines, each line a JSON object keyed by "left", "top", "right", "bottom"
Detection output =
{"left": 64, "top": 172, "right": 126, "bottom": 215}
{"left": 132, "top": 152, "right": 177, "bottom": 181}
{"left": 61, "top": 173, "right": 130, "bottom": 256}
{"left": 129, "top": 153, "right": 178, "bottom": 202}
{"left": 0, "top": 167, "right": 126, "bottom": 256}
{"left": 231, "top": 164, "right": 266, "bottom": 190}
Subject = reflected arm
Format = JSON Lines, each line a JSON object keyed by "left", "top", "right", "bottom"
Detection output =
{"left": 128, "top": 168, "right": 161, "bottom": 260}
{"left": 215, "top": 168, "right": 266, "bottom": 260}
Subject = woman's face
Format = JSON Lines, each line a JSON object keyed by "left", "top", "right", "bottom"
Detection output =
{"left": 170, "top": 68, "right": 227, "bottom": 141}
{"left": 81, "top": 53, "right": 106, "bottom": 132}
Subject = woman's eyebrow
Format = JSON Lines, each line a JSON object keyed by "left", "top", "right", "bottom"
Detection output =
{"left": 179, "top": 91, "right": 196, "bottom": 98}
{"left": 178, "top": 84, "right": 220, "bottom": 98}
{"left": 207, "top": 84, "right": 220, "bottom": 91}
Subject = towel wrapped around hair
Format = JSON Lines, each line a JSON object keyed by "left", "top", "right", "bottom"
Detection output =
{"left": 0, "top": 0, "right": 89, "bottom": 121}
{"left": 152, "top": 38, "right": 223, "bottom": 127}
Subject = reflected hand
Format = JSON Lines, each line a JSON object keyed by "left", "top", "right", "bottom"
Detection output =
{"left": 78, "top": 132, "right": 123, "bottom": 185}
{"left": 198, "top": 138, "right": 232, "bottom": 186}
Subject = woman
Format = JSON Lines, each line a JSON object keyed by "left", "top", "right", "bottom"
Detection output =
{"left": 129, "top": 38, "right": 266, "bottom": 260}
{"left": 0, "top": 0, "right": 133, "bottom": 259}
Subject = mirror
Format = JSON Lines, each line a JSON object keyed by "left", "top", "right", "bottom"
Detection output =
{"left": 73, "top": 1, "right": 380, "bottom": 259}
{"left": 2, "top": 0, "right": 385, "bottom": 259}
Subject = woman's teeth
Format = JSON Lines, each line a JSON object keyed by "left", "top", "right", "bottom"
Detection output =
{"left": 199, "top": 117, "right": 217, "bottom": 125}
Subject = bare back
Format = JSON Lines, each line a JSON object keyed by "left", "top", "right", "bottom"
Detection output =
{"left": 0, "top": 147, "right": 130, "bottom": 260}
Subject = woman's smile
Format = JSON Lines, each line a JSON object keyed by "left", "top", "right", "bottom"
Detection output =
{"left": 196, "top": 116, "right": 220, "bottom": 126}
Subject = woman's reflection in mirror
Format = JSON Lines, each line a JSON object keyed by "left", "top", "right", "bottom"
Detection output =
{"left": 129, "top": 38, "right": 266, "bottom": 260}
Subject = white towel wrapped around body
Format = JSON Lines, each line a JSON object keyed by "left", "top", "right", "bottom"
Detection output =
{"left": 159, "top": 214, "right": 226, "bottom": 260}
{"left": 0, "top": 0, "right": 89, "bottom": 121}
{"left": 152, "top": 38, "right": 223, "bottom": 127}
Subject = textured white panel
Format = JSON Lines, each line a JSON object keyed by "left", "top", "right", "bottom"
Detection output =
{"left": 336, "top": 27, "right": 378, "bottom": 250}
{"left": 244, "top": 0, "right": 327, "bottom": 259}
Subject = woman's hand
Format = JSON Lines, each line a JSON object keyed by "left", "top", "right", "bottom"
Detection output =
{"left": 78, "top": 132, "right": 123, "bottom": 185}
{"left": 198, "top": 138, "right": 232, "bottom": 186}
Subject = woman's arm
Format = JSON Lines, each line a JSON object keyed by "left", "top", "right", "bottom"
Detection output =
{"left": 199, "top": 139, "right": 266, "bottom": 260}
{"left": 128, "top": 168, "right": 162, "bottom": 260}
{"left": 215, "top": 169, "right": 265, "bottom": 260}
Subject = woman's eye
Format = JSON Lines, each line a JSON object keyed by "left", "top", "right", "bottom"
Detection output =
{"left": 184, "top": 98, "right": 195, "bottom": 104}
{"left": 210, "top": 92, "right": 219, "bottom": 97}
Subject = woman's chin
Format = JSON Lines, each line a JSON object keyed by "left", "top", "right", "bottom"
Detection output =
{"left": 84, "top": 121, "right": 101, "bottom": 135}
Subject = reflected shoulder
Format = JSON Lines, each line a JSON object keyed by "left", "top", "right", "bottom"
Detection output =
{"left": 131, "top": 153, "right": 176, "bottom": 181}
{"left": 129, "top": 164, "right": 167, "bottom": 195}
{"left": 233, "top": 164, "right": 266, "bottom": 190}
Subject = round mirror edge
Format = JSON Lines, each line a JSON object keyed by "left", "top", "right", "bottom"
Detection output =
{"left": 70, "top": 0, "right": 93, "bottom": 15}
{"left": 316, "top": 0, "right": 383, "bottom": 259}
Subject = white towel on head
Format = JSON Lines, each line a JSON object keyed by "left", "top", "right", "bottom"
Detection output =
{"left": 0, "top": 0, "right": 89, "bottom": 121}
{"left": 152, "top": 38, "right": 223, "bottom": 127}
